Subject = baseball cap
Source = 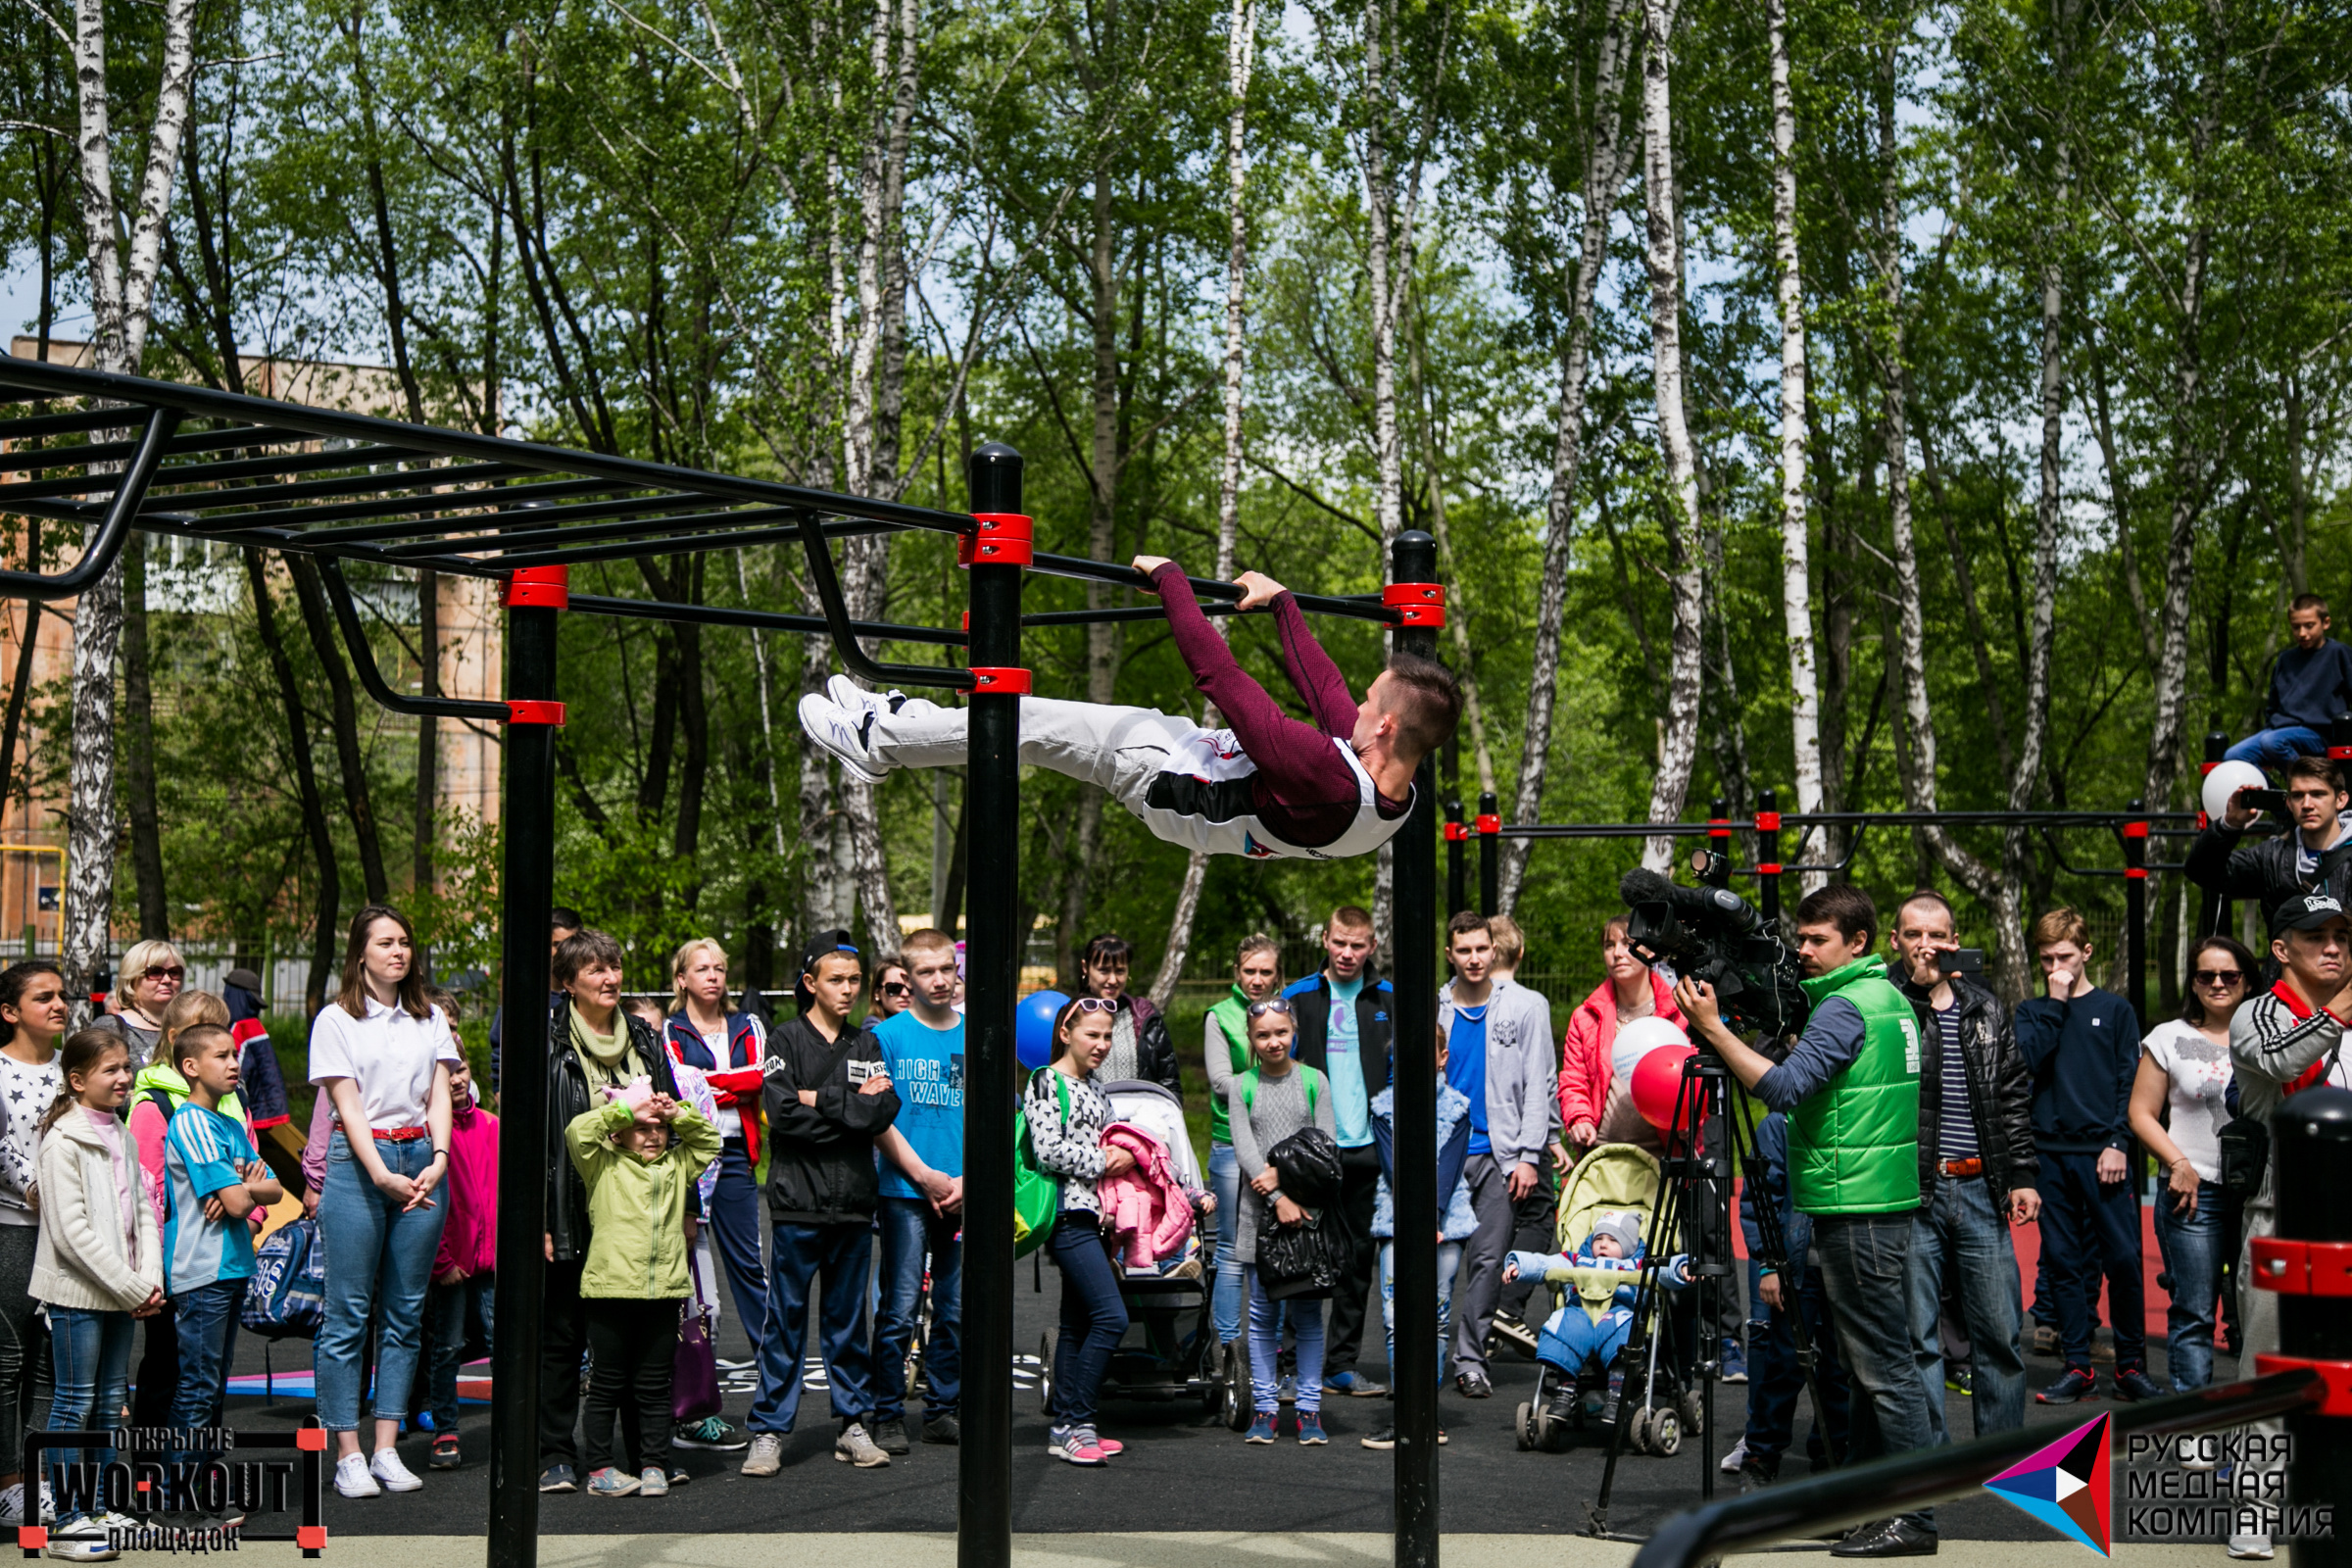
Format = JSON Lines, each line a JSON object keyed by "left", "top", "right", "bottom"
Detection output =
{"left": 794, "top": 928, "right": 862, "bottom": 1007}
{"left": 2270, "top": 892, "right": 2350, "bottom": 936}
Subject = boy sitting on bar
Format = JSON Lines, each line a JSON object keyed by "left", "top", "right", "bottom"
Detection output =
{"left": 796, "top": 559, "right": 1461, "bottom": 862}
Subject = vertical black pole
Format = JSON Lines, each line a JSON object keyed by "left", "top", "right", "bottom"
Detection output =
{"left": 1706, "top": 796, "right": 1732, "bottom": 890}
{"left": 2124, "top": 799, "right": 2147, "bottom": 1025}
{"left": 1755, "top": 787, "right": 1783, "bottom": 929}
{"left": 1477, "top": 789, "right": 1498, "bottom": 919}
{"left": 1391, "top": 530, "right": 1441, "bottom": 1568}
{"left": 1445, "top": 799, "right": 1465, "bottom": 917}
{"left": 960, "top": 444, "right": 1023, "bottom": 1568}
{"left": 2267, "top": 1087, "right": 2352, "bottom": 1568}
{"left": 2199, "top": 732, "right": 2228, "bottom": 940}
{"left": 488, "top": 569, "right": 561, "bottom": 1568}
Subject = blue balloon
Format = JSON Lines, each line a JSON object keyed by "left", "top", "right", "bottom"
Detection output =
{"left": 1015, "top": 989, "right": 1070, "bottom": 1071}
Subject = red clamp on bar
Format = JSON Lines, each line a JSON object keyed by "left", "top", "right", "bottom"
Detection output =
{"left": 958, "top": 513, "right": 1034, "bottom": 568}
{"left": 507, "top": 700, "right": 567, "bottom": 726}
{"left": 2198, "top": 811, "right": 2211, "bottom": 830}
{"left": 1384, "top": 582, "right": 1446, "bottom": 628}
{"left": 20, "top": 1525, "right": 47, "bottom": 1551}
{"left": 1445, "top": 822, "right": 1471, "bottom": 842}
{"left": 2251, "top": 1237, "right": 2352, "bottom": 1296}
{"left": 1708, "top": 820, "right": 1730, "bottom": 838}
{"left": 1754, "top": 810, "right": 1781, "bottom": 831}
{"left": 2123, "top": 820, "right": 2149, "bottom": 839}
{"left": 296, "top": 1525, "right": 329, "bottom": 1550}
{"left": 1476, "top": 813, "right": 1500, "bottom": 834}
{"left": 1757, "top": 862, "right": 1783, "bottom": 875}
{"left": 2125, "top": 867, "right": 2148, "bottom": 879}
{"left": 502, "top": 564, "right": 570, "bottom": 610}
{"left": 2333, "top": 745, "right": 2352, "bottom": 761}
{"left": 295, "top": 1427, "right": 329, "bottom": 1451}
{"left": 2253, "top": 1354, "right": 2352, "bottom": 1417}
{"left": 970, "top": 667, "right": 1031, "bottom": 695}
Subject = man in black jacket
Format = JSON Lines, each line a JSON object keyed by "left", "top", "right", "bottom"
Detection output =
{"left": 1280, "top": 906, "right": 1393, "bottom": 1396}
{"left": 2185, "top": 755, "right": 2352, "bottom": 916}
{"left": 741, "top": 930, "right": 902, "bottom": 1476}
{"left": 1888, "top": 894, "right": 2037, "bottom": 1445}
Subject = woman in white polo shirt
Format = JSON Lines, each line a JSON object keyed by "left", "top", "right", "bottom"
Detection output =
{"left": 309, "top": 906, "right": 460, "bottom": 1499}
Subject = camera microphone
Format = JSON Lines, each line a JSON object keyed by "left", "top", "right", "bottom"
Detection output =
{"left": 1619, "top": 867, "right": 1678, "bottom": 906}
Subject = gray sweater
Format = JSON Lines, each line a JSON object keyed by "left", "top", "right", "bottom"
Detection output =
{"left": 1228, "top": 1064, "right": 1335, "bottom": 1263}
{"left": 1437, "top": 976, "right": 1557, "bottom": 1169}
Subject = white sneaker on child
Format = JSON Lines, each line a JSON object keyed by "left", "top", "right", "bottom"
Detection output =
{"left": 333, "top": 1455, "right": 381, "bottom": 1498}
{"left": 369, "top": 1448, "right": 423, "bottom": 1493}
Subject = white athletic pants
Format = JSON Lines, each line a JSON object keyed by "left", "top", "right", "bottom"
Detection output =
{"left": 868, "top": 696, "right": 1202, "bottom": 819}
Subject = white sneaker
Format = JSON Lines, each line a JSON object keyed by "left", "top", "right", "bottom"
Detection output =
{"left": 825, "top": 675, "right": 877, "bottom": 714}
{"left": 333, "top": 1454, "right": 381, "bottom": 1498}
{"left": 797, "top": 694, "right": 885, "bottom": 784}
{"left": 2228, "top": 1535, "right": 2274, "bottom": 1560}
{"left": 1720, "top": 1436, "right": 1749, "bottom": 1474}
{"left": 0, "top": 1482, "right": 23, "bottom": 1526}
{"left": 369, "top": 1447, "right": 423, "bottom": 1493}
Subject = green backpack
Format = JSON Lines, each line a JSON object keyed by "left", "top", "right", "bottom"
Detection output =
{"left": 1240, "top": 1064, "right": 1322, "bottom": 1117}
{"left": 1012, "top": 1068, "right": 1069, "bottom": 1259}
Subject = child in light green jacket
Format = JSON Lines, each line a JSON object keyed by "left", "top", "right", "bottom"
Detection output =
{"left": 564, "top": 1086, "right": 720, "bottom": 1497}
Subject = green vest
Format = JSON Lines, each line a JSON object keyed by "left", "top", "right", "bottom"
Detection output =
{"left": 1788, "top": 955, "right": 1922, "bottom": 1216}
{"left": 1206, "top": 986, "right": 1252, "bottom": 1145}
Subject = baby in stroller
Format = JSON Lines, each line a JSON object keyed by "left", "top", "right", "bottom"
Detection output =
{"left": 1505, "top": 1210, "right": 1692, "bottom": 1428}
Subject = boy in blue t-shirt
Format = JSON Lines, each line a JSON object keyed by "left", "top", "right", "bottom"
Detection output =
{"left": 867, "top": 930, "right": 966, "bottom": 1452}
{"left": 165, "top": 1024, "right": 282, "bottom": 1443}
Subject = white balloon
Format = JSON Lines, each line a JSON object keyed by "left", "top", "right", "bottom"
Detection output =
{"left": 2201, "top": 759, "right": 2269, "bottom": 824}
{"left": 1611, "top": 1014, "right": 1690, "bottom": 1087}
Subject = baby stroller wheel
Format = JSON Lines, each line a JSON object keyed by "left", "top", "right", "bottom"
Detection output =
{"left": 1678, "top": 1385, "right": 1706, "bottom": 1437}
{"left": 1221, "top": 1341, "right": 1252, "bottom": 1432}
{"left": 1037, "top": 1332, "right": 1055, "bottom": 1416}
{"left": 1648, "top": 1405, "right": 1683, "bottom": 1457}
{"left": 1514, "top": 1401, "right": 1535, "bottom": 1451}
{"left": 1626, "top": 1406, "right": 1652, "bottom": 1453}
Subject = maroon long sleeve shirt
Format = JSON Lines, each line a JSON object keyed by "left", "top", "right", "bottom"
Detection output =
{"left": 1148, "top": 563, "right": 1407, "bottom": 850}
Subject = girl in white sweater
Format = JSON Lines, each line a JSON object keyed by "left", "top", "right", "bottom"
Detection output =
{"left": 32, "top": 1029, "right": 164, "bottom": 1563}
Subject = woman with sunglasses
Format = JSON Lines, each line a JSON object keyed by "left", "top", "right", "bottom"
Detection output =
{"left": 864, "top": 963, "right": 914, "bottom": 1032}
{"left": 1024, "top": 996, "right": 1136, "bottom": 1465}
{"left": 90, "top": 942, "right": 185, "bottom": 1062}
{"left": 1228, "top": 995, "right": 1337, "bottom": 1445}
{"left": 2129, "top": 935, "right": 2257, "bottom": 1391}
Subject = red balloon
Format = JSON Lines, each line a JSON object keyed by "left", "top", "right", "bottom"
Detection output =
{"left": 1630, "top": 1046, "right": 1705, "bottom": 1133}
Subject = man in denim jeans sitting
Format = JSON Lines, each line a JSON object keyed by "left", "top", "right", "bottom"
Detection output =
{"left": 1680, "top": 885, "right": 1936, "bottom": 1559}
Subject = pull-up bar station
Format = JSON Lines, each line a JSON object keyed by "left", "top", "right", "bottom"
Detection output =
{"left": 0, "top": 355, "right": 1451, "bottom": 1568}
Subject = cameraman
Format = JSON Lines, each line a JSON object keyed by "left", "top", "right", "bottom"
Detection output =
{"left": 1887, "top": 893, "right": 2035, "bottom": 1444}
{"left": 1677, "top": 885, "right": 1935, "bottom": 1561}
{"left": 2185, "top": 755, "right": 2352, "bottom": 913}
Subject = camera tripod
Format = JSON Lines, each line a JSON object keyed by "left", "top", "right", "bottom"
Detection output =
{"left": 1584, "top": 1046, "right": 1843, "bottom": 1539}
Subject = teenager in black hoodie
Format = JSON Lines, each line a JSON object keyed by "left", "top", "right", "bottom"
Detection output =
{"left": 740, "top": 931, "right": 902, "bottom": 1476}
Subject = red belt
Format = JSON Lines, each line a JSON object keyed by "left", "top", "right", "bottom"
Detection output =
{"left": 370, "top": 1126, "right": 429, "bottom": 1143}
{"left": 1939, "top": 1157, "right": 1984, "bottom": 1178}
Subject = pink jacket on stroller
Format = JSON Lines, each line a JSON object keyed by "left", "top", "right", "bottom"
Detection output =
{"left": 1099, "top": 1122, "right": 1197, "bottom": 1269}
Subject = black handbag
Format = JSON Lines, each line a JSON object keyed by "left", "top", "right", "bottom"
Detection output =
{"left": 2217, "top": 1115, "right": 2269, "bottom": 1200}
{"left": 1267, "top": 1127, "right": 1345, "bottom": 1209}
{"left": 1255, "top": 1208, "right": 1343, "bottom": 1300}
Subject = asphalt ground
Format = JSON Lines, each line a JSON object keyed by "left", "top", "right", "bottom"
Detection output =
{"left": 202, "top": 1272, "right": 2205, "bottom": 1541}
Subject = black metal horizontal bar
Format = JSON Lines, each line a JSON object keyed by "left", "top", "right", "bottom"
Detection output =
{"left": 1504, "top": 809, "right": 2197, "bottom": 839}
{"left": 493, "top": 516, "right": 896, "bottom": 571}
{"left": 0, "top": 355, "right": 979, "bottom": 540}
{"left": 374, "top": 494, "right": 764, "bottom": 556}
{"left": 0, "top": 404, "right": 141, "bottom": 439}
{"left": 241, "top": 477, "right": 626, "bottom": 539}
{"left": 0, "top": 440, "right": 437, "bottom": 504}
{"left": 318, "top": 558, "right": 511, "bottom": 722}
{"left": 1631, "top": 1368, "right": 2321, "bottom": 1568}
{"left": 116, "top": 504, "right": 512, "bottom": 580}
{"left": 1021, "top": 602, "right": 1243, "bottom": 627}
{"left": 1026, "top": 550, "right": 1402, "bottom": 624}
{"left": 570, "top": 593, "right": 968, "bottom": 648}
{"left": 0, "top": 421, "right": 302, "bottom": 472}
{"left": 0, "top": 409, "right": 177, "bottom": 600}
{"left": 795, "top": 512, "right": 974, "bottom": 690}
{"left": 140, "top": 458, "right": 537, "bottom": 514}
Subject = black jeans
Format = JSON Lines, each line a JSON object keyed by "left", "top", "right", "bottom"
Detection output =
{"left": 541, "top": 1257, "right": 641, "bottom": 1469}
{"left": 583, "top": 1298, "right": 680, "bottom": 1474}
{"left": 1496, "top": 1149, "right": 1558, "bottom": 1326}
{"left": 1325, "top": 1144, "right": 1382, "bottom": 1373}
{"left": 1812, "top": 1210, "right": 1936, "bottom": 1534}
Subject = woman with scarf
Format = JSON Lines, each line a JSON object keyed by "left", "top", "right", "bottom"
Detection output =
{"left": 533, "top": 930, "right": 681, "bottom": 1495}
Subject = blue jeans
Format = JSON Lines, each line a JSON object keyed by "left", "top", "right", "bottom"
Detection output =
{"left": 1208, "top": 1142, "right": 1244, "bottom": 1343}
{"left": 1377, "top": 1239, "right": 1458, "bottom": 1387}
{"left": 427, "top": 1273, "right": 494, "bottom": 1436}
{"left": 748, "top": 1221, "right": 873, "bottom": 1434}
{"left": 1908, "top": 1174, "right": 2026, "bottom": 1441}
{"left": 316, "top": 1132, "right": 448, "bottom": 1430}
{"left": 873, "top": 1197, "right": 961, "bottom": 1422}
{"left": 710, "top": 1141, "right": 768, "bottom": 1345}
{"left": 1247, "top": 1268, "right": 1321, "bottom": 1414}
{"left": 2036, "top": 1150, "right": 2146, "bottom": 1369}
{"left": 1046, "top": 1217, "right": 1128, "bottom": 1431}
{"left": 2155, "top": 1182, "right": 2234, "bottom": 1391}
{"left": 2225, "top": 726, "right": 2328, "bottom": 770}
{"left": 46, "top": 1306, "right": 132, "bottom": 1521}
{"left": 1745, "top": 1262, "right": 1849, "bottom": 1470}
{"left": 1537, "top": 1307, "right": 1632, "bottom": 1375}
{"left": 170, "top": 1279, "right": 246, "bottom": 1455}
{"left": 1813, "top": 1211, "right": 1936, "bottom": 1534}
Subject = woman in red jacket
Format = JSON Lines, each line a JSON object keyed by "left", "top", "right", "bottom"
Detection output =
{"left": 1556, "top": 915, "right": 1686, "bottom": 1152}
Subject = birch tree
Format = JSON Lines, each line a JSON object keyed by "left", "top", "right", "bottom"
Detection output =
{"left": 1634, "top": 0, "right": 1704, "bottom": 873}
{"left": 56, "top": 0, "right": 201, "bottom": 1004}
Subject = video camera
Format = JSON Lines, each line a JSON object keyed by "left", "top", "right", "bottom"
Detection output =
{"left": 1618, "top": 865, "right": 1808, "bottom": 1040}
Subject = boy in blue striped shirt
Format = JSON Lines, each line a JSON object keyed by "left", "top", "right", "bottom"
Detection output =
{"left": 165, "top": 1025, "right": 281, "bottom": 1448}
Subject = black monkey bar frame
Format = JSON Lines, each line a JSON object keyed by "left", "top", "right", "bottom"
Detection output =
{"left": 0, "top": 356, "right": 1444, "bottom": 1568}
